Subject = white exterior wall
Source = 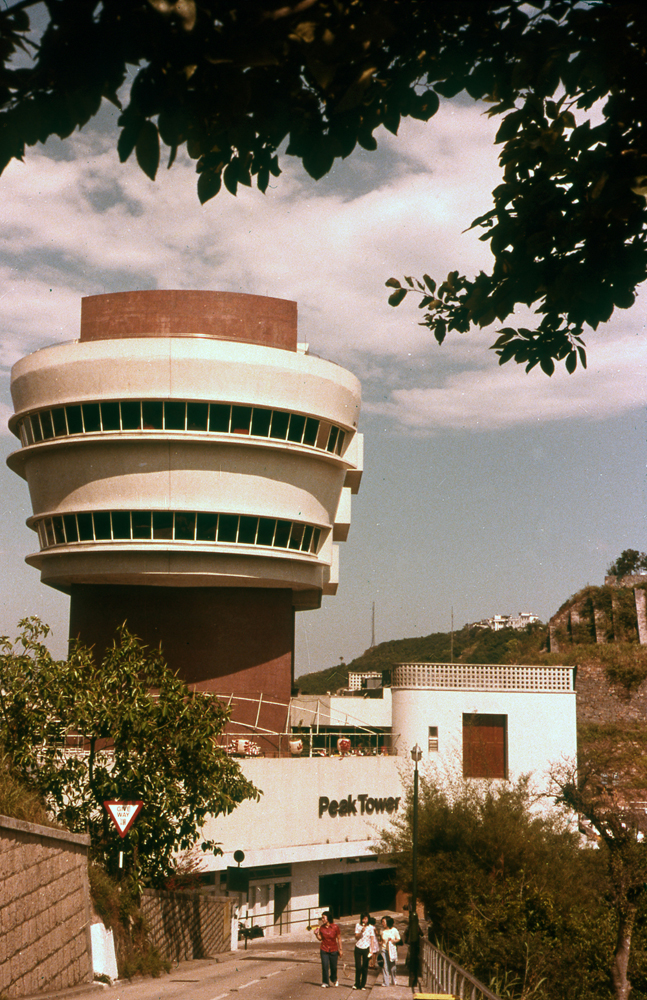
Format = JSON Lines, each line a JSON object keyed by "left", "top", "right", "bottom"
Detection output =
{"left": 391, "top": 686, "right": 576, "bottom": 788}
{"left": 8, "top": 335, "right": 362, "bottom": 602}
{"left": 290, "top": 690, "right": 392, "bottom": 729}
{"left": 206, "top": 757, "right": 402, "bottom": 934}
{"left": 202, "top": 757, "right": 404, "bottom": 871}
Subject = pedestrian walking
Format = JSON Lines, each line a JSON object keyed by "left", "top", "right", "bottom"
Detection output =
{"left": 353, "top": 913, "right": 377, "bottom": 989}
{"left": 314, "top": 911, "right": 343, "bottom": 987}
{"left": 368, "top": 917, "right": 380, "bottom": 968}
{"left": 380, "top": 916, "right": 401, "bottom": 986}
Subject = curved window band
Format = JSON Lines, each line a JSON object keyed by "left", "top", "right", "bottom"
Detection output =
{"left": 18, "top": 400, "right": 347, "bottom": 456}
{"left": 35, "top": 511, "right": 323, "bottom": 556}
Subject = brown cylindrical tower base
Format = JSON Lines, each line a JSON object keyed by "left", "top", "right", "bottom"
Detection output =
{"left": 69, "top": 585, "right": 295, "bottom": 740}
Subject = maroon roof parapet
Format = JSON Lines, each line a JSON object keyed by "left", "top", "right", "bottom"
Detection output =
{"left": 80, "top": 290, "right": 298, "bottom": 351}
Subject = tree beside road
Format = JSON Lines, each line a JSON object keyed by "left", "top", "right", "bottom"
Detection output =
{"left": 0, "top": 617, "right": 258, "bottom": 882}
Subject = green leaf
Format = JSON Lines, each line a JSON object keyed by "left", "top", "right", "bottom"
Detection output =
{"left": 223, "top": 161, "right": 238, "bottom": 196}
{"left": 197, "top": 168, "right": 222, "bottom": 204}
{"left": 385, "top": 278, "right": 402, "bottom": 289}
{"left": 117, "top": 123, "right": 141, "bottom": 164}
{"left": 433, "top": 318, "right": 447, "bottom": 344}
{"left": 388, "top": 288, "right": 407, "bottom": 307}
{"left": 422, "top": 275, "right": 436, "bottom": 293}
{"left": 495, "top": 110, "right": 524, "bottom": 144}
{"left": 408, "top": 90, "right": 440, "bottom": 122}
{"left": 135, "top": 121, "right": 160, "bottom": 181}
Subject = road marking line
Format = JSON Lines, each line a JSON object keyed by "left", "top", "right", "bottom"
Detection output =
{"left": 209, "top": 993, "right": 229, "bottom": 999}
{"left": 239, "top": 979, "right": 261, "bottom": 989}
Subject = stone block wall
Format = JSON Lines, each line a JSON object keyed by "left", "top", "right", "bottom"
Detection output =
{"left": 141, "top": 889, "right": 231, "bottom": 962}
{"left": 575, "top": 661, "right": 647, "bottom": 724}
{"left": 549, "top": 582, "right": 647, "bottom": 651}
{"left": 0, "top": 815, "right": 92, "bottom": 998}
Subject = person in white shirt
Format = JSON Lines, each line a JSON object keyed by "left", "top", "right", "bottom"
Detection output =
{"left": 353, "top": 913, "right": 377, "bottom": 989}
{"left": 380, "top": 916, "right": 401, "bottom": 986}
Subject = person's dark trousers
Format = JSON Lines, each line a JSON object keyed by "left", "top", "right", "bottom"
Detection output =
{"left": 354, "top": 946, "right": 370, "bottom": 988}
{"left": 321, "top": 951, "right": 339, "bottom": 985}
{"left": 408, "top": 941, "right": 420, "bottom": 988}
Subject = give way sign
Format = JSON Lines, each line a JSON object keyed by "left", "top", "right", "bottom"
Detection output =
{"left": 104, "top": 800, "right": 143, "bottom": 838}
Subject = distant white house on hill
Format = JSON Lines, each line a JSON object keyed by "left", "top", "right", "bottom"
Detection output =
{"left": 474, "top": 612, "right": 541, "bottom": 631}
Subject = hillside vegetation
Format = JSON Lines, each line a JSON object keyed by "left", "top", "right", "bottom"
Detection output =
{"left": 297, "top": 623, "right": 548, "bottom": 694}
{"left": 298, "top": 623, "right": 647, "bottom": 696}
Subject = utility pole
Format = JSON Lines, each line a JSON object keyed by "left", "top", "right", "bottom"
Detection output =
{"left": 450, "top": 606, "right": 454, "bottom": 664}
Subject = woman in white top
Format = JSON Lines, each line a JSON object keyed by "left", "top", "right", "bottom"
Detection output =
{"left": 353, "top": 913, "right": 377, "bottom": 989}
{"left": 380, "top": 916, "right": 401, "bottom": 986}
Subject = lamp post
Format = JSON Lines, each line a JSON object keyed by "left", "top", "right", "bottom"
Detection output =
{"left": 410, "top": 743, "right": 423, "bottom": 917}
{"left": 409, "top": 743, "right": 423, "bottom": 987}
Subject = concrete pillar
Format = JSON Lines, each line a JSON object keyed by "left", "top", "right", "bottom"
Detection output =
{"left": 635, "top": 588, "right": 647, "bottom": 645}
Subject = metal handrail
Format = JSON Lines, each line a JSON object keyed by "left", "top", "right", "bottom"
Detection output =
{"left": 420, "top": 940, "right": 501, "bottom": 1000}
{"left": 238, "top": 903, "right": 321, "bottom": 937}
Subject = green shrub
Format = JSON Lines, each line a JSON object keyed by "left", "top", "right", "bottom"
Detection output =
{"left": 0, "top": 752, "right": 58, "bottom": 827}
{"left": 88, "top": 865, "right": 170, "bottom": 979}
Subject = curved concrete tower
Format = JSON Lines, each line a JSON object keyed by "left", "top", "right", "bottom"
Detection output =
{"left": 7, "top": 290, "right": 362, "bottom": 737}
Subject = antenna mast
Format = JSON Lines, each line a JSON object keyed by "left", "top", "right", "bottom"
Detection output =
{"left": 450, "top": 606, "right": 454, "bottom": 664}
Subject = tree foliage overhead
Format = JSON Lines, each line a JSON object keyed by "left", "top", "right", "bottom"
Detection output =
{"left": 0, "top": 618, "right": 258, "bottom": 883}
{"left": 1, "top": 2, "right": 646, "bottom": 373}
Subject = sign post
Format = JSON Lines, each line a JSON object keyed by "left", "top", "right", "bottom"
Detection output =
{"left": 104, "top": 800, "right": 143, "bottom": 868}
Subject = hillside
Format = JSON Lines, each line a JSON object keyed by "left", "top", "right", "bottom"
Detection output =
{"left": 297, "top": 623, "right": 548, "bottom": 694}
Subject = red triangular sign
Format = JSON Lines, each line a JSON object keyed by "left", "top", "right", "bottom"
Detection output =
{"left": 104, "top": 800, "right": 143, "bottom": 838}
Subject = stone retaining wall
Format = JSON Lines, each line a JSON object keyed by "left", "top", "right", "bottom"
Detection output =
{"left": 0, "top": 814, "right": 92, "bottom": 998}
{"left": 575, "top": 661, "right": 647, "bottom": 724}
{"left": 141, "top": 889, "right": 231, "bottom": 962}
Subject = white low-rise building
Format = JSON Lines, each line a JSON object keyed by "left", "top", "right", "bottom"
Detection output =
{"left": 200, "top": 662, "right": 576, "bottom": 936}
{"left": 391, "top": 662, "right": 576, "bottom": 784}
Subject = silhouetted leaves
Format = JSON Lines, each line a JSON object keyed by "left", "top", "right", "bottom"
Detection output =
{"left": 1, "top": 2, "right": 646, "bottom": 371}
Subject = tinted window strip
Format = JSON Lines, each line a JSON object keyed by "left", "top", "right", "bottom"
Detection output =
{"left": 19, "top": 403, "right": 345, "bottom": 455}
{"left": 35, "top": 512, "right": 325, "bottom": 555}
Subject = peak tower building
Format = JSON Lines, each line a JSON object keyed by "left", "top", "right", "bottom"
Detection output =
{"left": 7, "top": 291, "right": 362, "bottom": 737}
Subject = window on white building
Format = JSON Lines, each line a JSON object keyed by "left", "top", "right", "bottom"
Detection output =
{"left": 428, "top": 726, "right": 439, "bottom": 752}
{"left": 462, "top": 713, "right": 507, "bottom": 779}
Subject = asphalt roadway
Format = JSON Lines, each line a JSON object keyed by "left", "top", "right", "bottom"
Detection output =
{"left": 26, "top": 925, "right": 417, "bottom": 1000}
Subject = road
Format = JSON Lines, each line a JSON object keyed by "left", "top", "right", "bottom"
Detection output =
{"left": 53, "top": 938, "right": 412, "bottom": 1000}
{"left": 53, "top": 940, "right": 411, "bottom": 1000}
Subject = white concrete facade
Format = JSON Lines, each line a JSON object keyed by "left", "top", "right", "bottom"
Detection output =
{"left": 202, "top": 757, "right": 404, "bottom": 933}
{"left": 391, "top": 663, "right": 577, "bottom": 789}
{"left": 201, "top": 667, "right": 577, "bottom": 932}
{"left": 203, "top": 757, "right": 404, "bottom": 870}
{"left": 8, "top": 312, "right": 362, "bottom": 608}
{"left": 290, "top": 690, "right": 393, "bottom": 730}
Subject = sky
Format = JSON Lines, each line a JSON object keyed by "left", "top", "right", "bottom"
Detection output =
{"left": 0, "top": 96, "right": 645, "bottom": 675}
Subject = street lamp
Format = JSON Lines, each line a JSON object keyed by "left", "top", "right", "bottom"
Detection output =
{"left": 409, "top": 743, "right": 423, "bottom": 988}
{"left": 410, "top": 743, "right": 423, "bottom": 919}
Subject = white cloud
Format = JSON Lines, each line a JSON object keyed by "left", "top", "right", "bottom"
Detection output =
{"left": 369, "top": 331, "right": 647, "bottom": 432}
